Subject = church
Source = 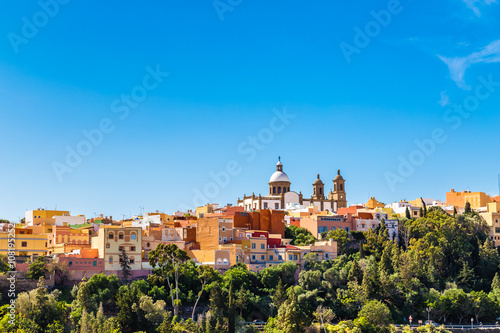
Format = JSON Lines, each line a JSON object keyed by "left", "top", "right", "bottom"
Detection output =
{"left": 237, "top": 158, "right": 347, "bottom": 212}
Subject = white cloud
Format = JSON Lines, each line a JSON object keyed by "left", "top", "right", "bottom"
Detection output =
{"left": 462, "top": 0, "right": 497, "bottom": 17}
{"left": 438, "top": 39, "right": 500, "bottom": 89}
{"left": 438, "top": 91, "right": 450, "bottom": 106}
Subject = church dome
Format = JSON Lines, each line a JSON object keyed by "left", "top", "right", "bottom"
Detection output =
{"left": 270, "top": 171, "right": 290, "bottom": 183}
{"left": 334, "top": 169, "right": 344, "bottom": 181}
{"left": 313, "top": 174, "right": 324, "bottom": 185}
{"left": 269, "top": 158, "right": 290, "bottom": 183}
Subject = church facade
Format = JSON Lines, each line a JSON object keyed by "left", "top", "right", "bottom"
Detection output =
{"left": 237, "top": 159, "right": 347, "bottom": 212}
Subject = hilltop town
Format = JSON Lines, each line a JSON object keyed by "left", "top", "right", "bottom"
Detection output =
{"left": 2, "top": 159, "right": 499, "bottom": 281}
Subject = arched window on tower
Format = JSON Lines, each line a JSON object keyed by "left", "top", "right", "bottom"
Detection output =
{"left": 320, "top": 188, "right": 322, "bottom": 195}
{"left": 334, "top": 184, "right": 337, "bottom": 191}
{"left": 273, "top": 187, "right": 276, "bottom": 194}
{"left": 278, "top": 187, "right": 282, "bottom": 194}
{"left": 314, "top": 188, "right": 316, "bottom": 194}
{"left": 288, "top": 187, "right": 290, "bottom": 192}
{"left": 340, "top": 184, "right": 343, "bottom": 191}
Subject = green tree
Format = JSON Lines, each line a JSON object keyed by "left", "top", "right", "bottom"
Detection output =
{"left": 119, "top": 248, "right": 132, "bottom": 283}
{"left": 272, "top": 279, "right": 287, "bottom": 308}
{"left": 492, "top": 273, "right": 500, "bottom": 290}
{"left": 358, "top": 300, "right": 391, "bottom": 327}
{"left": 421, "top": 197, "right": 427, "bottom": 217}
{"left": 192, "top": 264, "right": 218, "bottom": 320}
{"left": 228, "top": 283, "right": 236, "bottom": 333}
{"left": 209, "top": 281, "right": 225, "bottom": 323}
{"left": 326, "top": 229, "right": 351, "bottom": 255}
{"left": 276, "top": 288, "right": 306, "bottom": 333}
{"left": 347, "top": 260, "right": 363, "bottom": 283}
{"left": 285, "top": 225, "right": 317, "bottom": 246}
{"left": 116, "top": 282, "right": 145, "bottom": 333}
{"left": 48, "top": 261, "right": 70, "bottom": 286}
{"left": 0, "top": 254, "right": 10, "bottom": 273}
{"left": 465, "top": 201, "right": 472, "bottom": 214}
{"left": 148, "top": 243, "right": 190, "bottom": 317}
{"left": 14, "top": 278, "right": 67, "bottom": 332}
{"left": 25, "top": 256, "right": 47, "bottom": 280}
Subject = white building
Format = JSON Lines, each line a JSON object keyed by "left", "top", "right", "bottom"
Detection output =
{"left": 356, "top": 212, "right": 399, "bottom": 241}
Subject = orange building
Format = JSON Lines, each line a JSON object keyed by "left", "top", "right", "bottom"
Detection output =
{"left": 47, "top": 225, "right": 91, "bottom": 254}
{"left": 446, "top": 189, "right": 492, "bottom": 209}
{"left": 366, "top": 197, "right": 384, "bottom": 209}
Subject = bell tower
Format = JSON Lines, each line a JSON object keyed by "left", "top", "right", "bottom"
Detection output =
{"left": 312, "top": 174, "right": 324, "bottom": 200}
{"left": 332, "top": 169, "right": 347, "bottom": 208}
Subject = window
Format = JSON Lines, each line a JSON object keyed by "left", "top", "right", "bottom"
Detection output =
{"left": 119, "top": 234, "right": 124, "bottom": 239}
{"left": 93, "top": 261, "right": 97, "bottom": 266}
{"left": 289, "top": 254, "right": 293, "bottom": 260}
{"left": 261, "top": 255, "right": 265, "bottom": 260}
{"left": 261, "top": 244, "right": 265, "bottom": 249}
{"left": 252, "top": 255, "right": 256, "bottom": 260}
{"left": 252, "top": 243, "right": 256, "bottom": 249}
{"left": 222, "top": 227, "right": 225, "bottom": 232}
{"left": 273, "top": 187, "right": 276, "bottom": 194}
{"left": 239, "top": 233, "right": 243, "bottom": 238}
{"left": 345, "top": 227, "right": 349, "bottom": 232}
{"left": 109, "top": 257, "right": 113, "bottom": 264}
{"left": 278, "top": 255, "right": 283, "bottom": 260}
{"left": 69, "top": 261, "right": 73, "bottom": 267}
{"left": 294, "top": 255, "right": 298, "bottom": 260}
{"left": 21, "top": 242, "right": 27, "bottom": 247}
{"left": 131, "top": 247, "right": 136, "bottom": 251}
{"left": 278, "top": 187, "right": 281, "bottom": 194}
{"left": 325, "top": 253, "right": 329, "bottom": 259}
{"left": 109, "top": 233, "right": 114, "bottom": 239}
{"left": 49, "top": 240, "right": 52, "bottom": 244}
{"left": 131, "top": 234, "right": 136, "bottom": 240}
{"left": 106, "top": 243, "right": 110, "bottom": 248}
{"left": 119, "top": 246, "right": 123, "bottom": 251}
{"left": 119, "top": 258, "right": 123, "bottom": 263}
{"left": 269, "top": 255, "right": 274, "bottom": 261}
{"left": 275, "top": 203, "right": 279, "bottom": 209}
{"left": 147, "top": 242, "right": 150, "bottom": 247}
{"left": 130, "top": 259, "right": 135, "bottom": 264}
{"left": 264, "top": 203, "right": 268, "bottom": 209}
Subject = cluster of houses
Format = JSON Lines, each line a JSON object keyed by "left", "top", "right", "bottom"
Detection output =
{"left": 1, "top": 159, "right": 500, "bottom": 282}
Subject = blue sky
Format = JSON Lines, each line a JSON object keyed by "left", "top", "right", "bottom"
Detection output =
{"left": 1, "top": 0, "right": 500, "bottom": 221}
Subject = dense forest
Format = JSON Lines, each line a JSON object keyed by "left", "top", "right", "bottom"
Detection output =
{"left": 1, "top": 206, "right": 500, "bottom": 332}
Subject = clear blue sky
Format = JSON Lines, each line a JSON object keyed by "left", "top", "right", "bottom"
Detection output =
{"left": 1, "top": 0, "right": 500, "bottom": 221}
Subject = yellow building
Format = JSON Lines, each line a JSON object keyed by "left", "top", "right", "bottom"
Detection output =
{"left": 195, "top": 204, "right": 218, "bottom": 218}
{"left": 480, "top": 203, "right": 500, "bottom": 246}
{"left": 91, "top": 226, "right": 142, "bottom": 271}
{"left": 0, "top": 227, "right": 48, "bottom": 257}
{"left": 25, "top": 209, "right": 70, "bottom": 225}
{"left": 366, "top": 197, "right": 385, "bottom": 209}
{"left": 446, "top": 189, "right": 492, "bottom": 209}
